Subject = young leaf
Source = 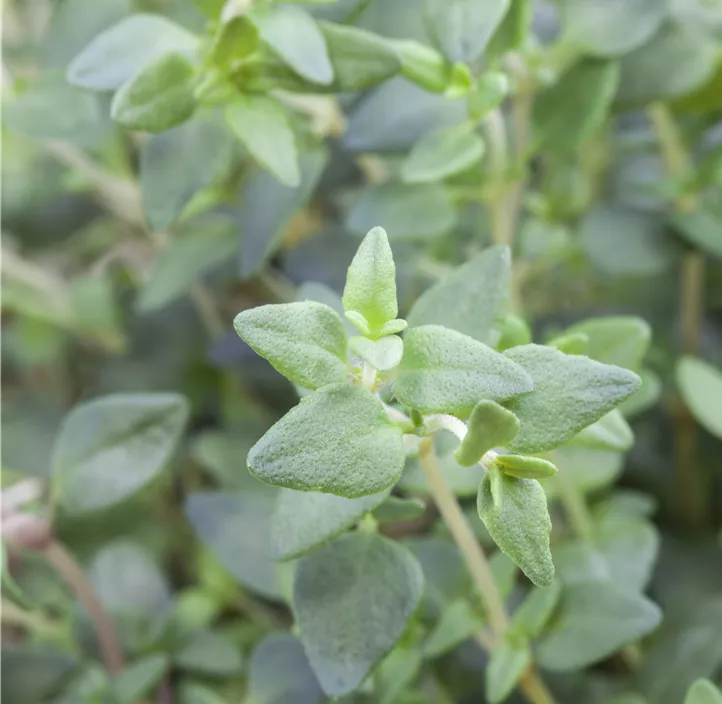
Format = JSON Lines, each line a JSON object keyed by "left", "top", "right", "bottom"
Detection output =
{"left": 342, "top": 227, "right": 400, "bottom": 338}
{"left": 248, "top": 383, "right": 405, "bottom": 497}
{"left": 401, "top": 123, "right": 485, "bottom": 184}
{"left": 349, "top": 335, "right": 403, "bottom": 372}
{"left": 269, "top": 488, "right": 390, "bottom": 561}
{"left": 252, "top": 5, "right": 333, "bottom": 85}
{"left": 424, "top": 0, "right": 511, "bottom": 64}
{"left": 536, "top": 580, "right": 662, "bottom": 670}
{"left": 234, "top": 301, "right": 348, "bottom": 391}
{"left": 225, "top": 95, "right": 300, "bottom": 188}
{"left": 485, "top": 639, "right": 531, "bottom": 704}
{"left": 407, "top": 245, "right": 511, "bottom": 345}
{"left": 511, "top": 582, "right": 562, "bottom": 638}
{"left": 504, "top": 345, "right": 641, "bottom": 453}
{"left": 210, "top": 15, "right": 258, "bottom": 68}
{"left": 494, "top": 454, "right": 558, "bottom": 479}
{"left": 395, "top": 325, "right": 533, "bottom": 417}
{"left": 454, "top": 400, "right": 520, "bottom": 467}
{"left": 677, "top": 356, "right": 722, "bottom": 439}
{"left": 685, "top": 679, "right": 722, "bottom": 704}
{"left": 52, "top": 393, "right": 189, "bottom": 515}
{"left": 373, "top": 496, "right": 426, "bottom": 524}
{"left": 292, "top": 532, "right": 424, "bottom": 696}
{"left": 110, "top": 51, "right": 196, "bottom": 132}
{"left": 67, "top": 13, "right": 198, "bottom": 90}
{"left": 477, "top": 468, "right": 554, "bottom": 587}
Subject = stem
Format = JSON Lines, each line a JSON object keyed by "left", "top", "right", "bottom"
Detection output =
{"left": 43, "top": 541, "right": 124, "bottom": 675}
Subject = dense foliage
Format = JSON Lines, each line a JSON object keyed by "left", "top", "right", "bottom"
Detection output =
{"left": 2, "top": 0, "right": 722, "bottom": 703}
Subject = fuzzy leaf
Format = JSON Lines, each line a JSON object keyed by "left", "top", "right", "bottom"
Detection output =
{"left": 234, "top": 301, "right": 348, "bottom": 391}
{"left": 494, "top": 454, "right": 558, "bottom": 479}
{"left": 504, "top": 345, "right": 641, "bottom": 453}
{"left": 485, "top": 639, "right": 531, "bottom": 704}
{"left": 677, "top": 356, "right": 722, "bottom": 439}
{"left": 292, "top": 532, "right": 424, "bottom": 696}
{"left": 248, "top": 383, "right": 405, "bottom": 497}
{"left": 454, "top": 400, "right": 519, "bottom": 467}
{"left": 395, "top": 325, "right": 533, "bottom": 417}
{"left": 407, "top": 245, "right": 511, "bottom": 345}
{"left": 270, "top": 488, "right": 389, "bottom": 560}
{"left": 477, "top": 468, "right": 554, "bottom": 587}
{"left": 349, "top": 336, "right": 403, "bottom": 372}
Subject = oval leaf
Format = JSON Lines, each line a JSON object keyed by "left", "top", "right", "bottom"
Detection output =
{"left": 454, "top": 400, "right": 520, "bottom": 467}
{"left": 677, "top": 356, "right": 722, "bottom": 439}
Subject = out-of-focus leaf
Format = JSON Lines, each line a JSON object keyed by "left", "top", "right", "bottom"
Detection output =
{"left": 113, "top": 654, "right": 168, "bottom": 704}
{"left": 561, "top": 317, "right": 651, "bottom": 369}
{"left": 174, "top": 630, "right": 243, "bottom": 676}
{"left": 685, "top": 680, "right": 722, "bottom": 704}
{"left": 677, "top": 357, "right": 722, "bottom": 439}
{"left": 1, "top": 646, "right": 78, "bottom": 703}
{"left": 485, "top": 638, "right": 531, "bottom": 704}
{"left": 671, "top": 206, "right": 722, "bottom": 259}
{"left": 376, "top": 645, "right": 423, "bottom": 704}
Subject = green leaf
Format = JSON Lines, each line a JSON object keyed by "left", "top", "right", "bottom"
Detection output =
{"left": 497, "top": 314, "right": 532, "bottom": 352}
{"left": 454, "top": 400, "right": 520, "bottom": 467}
{"left": 113, "top": 654, "right": 169, "bottom": 704}
{"left": 536, "top": 580, "right": 662, "bottom": 670}
{"left": 401, "top": 123, "right": 485, "bottom": 184}
{"left": 234, "top": 301, "right": 348, "bottom": 391}
{"left": 292, "top": 531, "right": 424, "bottom": 696}
{"left": 395, "top": 325, "right": 533, "bottom": 417}
{"left": 342, "top": 226, "right": 400, "bottom": 337}
{"left": 319, "top": 21, "right": 402, "bottom": 91}
{"left": 110, "top": 51, "right": 196, "bottom": 132}
{"left": 423, "top": 599, "right": 484, "bottom": 657}
{"left": 225, "top": 94, "right": 300, "bottom": 188}
{"left": 559, "top": 0, "right": 666, "bottom": 56}
{"left": 67, "top": 13, "right": 198, "bottom": 90}
{"left": 485, "top": 639, "right": 531, "bottom": 704}
{"left": 252, "top": 5, "right": 333, "bottom": 85}
{"left": 137, "top": 218, "right": 237, "bottom": 312}
{"left": 487, "top": 0, "right": 532, "bottom": 58}
{"left": 596, "top": 519, "right": 659, "bottom": 592}
{"left": 393, "top": 39, "right": 454, "bottom": 93}
{"left": 478, "top": 468, "right": 554, "bottom": 587}
{"left": 467, "top": 71, "right": 510, "bottom": 120}
{"left": 511, "top": 582, "right": 562, "bottom": 638}
{"left": 424, "top": 0, "right": 511, "bottom": 64}
{"left": 677, "top": 357, "right": 722, "bottom": 440}
{"left": 175, "top": 630, "right": 243, "bottom": 676}
{"left": 349, "top": 336, "right": 404, "bottom": 372}
{"left": 270, "top": 488, "right": 389, "bottom": 560}
{"left": 185, "top": 491, "right": 282, "bottom": 600}
{"left": 248, "top": 383, "right": 405, "bottom": 497}
{"left": 376, "top": 645, "right": 423, "bottom": 704}
{"left": 2, "top": 542, "right": 32, "bottom": 609}
{"left": 685, "top": 680, "right": 722, "bottom": 704}
{"left": 504, "top": 344, "right": 641, "bottom": 453}
{"left": 210, "top": 15, "right": 259, "bottom": 68}
{"left": 373, "top": 496, "right": 426, "bottom": 524}
{"left": 178, "top": 682, "right": 226, "bottom": 704}
{"left": 52, "top": 393, "right": 188, "bottom": 515}
{"left": 671, "top": 205, "right": 722, "bottom": 259}
{"left": 533, "top": 59, "right": 619, "bottom": 152}
{"left": 140, "top": 110, "right": 235, "bottom": 231}
{"left": 569, "top": 410, "right": 634, "bottom": 453}
{"left": 407, "top": 245, "right": 511, "bottom": 345}
{"left": 561, "top": 316, "right": 651, "bottom": 369}
{"left": 346, "top": 183, "right": 456, "bottom": 242}
{"left": 494, "top": 454, "right": 558, "bottom": 479}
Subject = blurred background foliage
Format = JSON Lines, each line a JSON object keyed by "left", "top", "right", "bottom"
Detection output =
{"left": 1, "top": 0, "right": 722, "bottom": 702}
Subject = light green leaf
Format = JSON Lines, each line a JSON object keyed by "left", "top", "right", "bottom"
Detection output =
{"left": 487, "top": 0, "right": 531, "bottom": 58}
{"left": 252, "top": 5, "right": 333, "bottom": 85}
{"left": 454, "top": 400, "right": 520, "bottom": 467}
{"left": 560, "top": 0, "right": 666, "bottom": 56}
{"left": 292, "top": 532, "right": 424, "bottom": 696}
{"left": 547, "top": 331, "right": 589, "bottom": 356}
{"left": 494, "top": 454, "right": 558, "bottom": 479}
{"left": 393, "top": 39, "right": 454, "bottom": 93}
{"left": 113, "top": 654, "right": 169, "bottom": 704}
{"left": 319, "top": 21, "right": 402, "bottom": 91}
{"left": 478, "top": 468, "right": 554, "bottom": 587}
{"left": 248, "top": 383, "right": 405, "bottom": 497}
{"left": 561, "top": 316, "right": 651, "bottom": 369}
{"left": 619, "top": 368, "right": 661, "bottom": 418}
{"left": 423, "top": 599, "right": 484, "bottom": 657}
{"left": 671, "top": 206, "right": 722, "bottom": 259}
{"left": 373, "top": 496, "right": 426, "bottom": 524}
{"left": 175, "top": 630, "right": 243, "bottom": 676}
{"left": 536, "top": 580, "right": 661, "bottom": 670}
{"left": 569, "top": 410, "right": 634, "bottom": 452}
{"left": 685, "top": 680, "right": 722, "bottom": 704}
{"left": 485, "top": 639, "right": 531, "bottom": 704}
{"left": 407, "top": 245, "right": 511, "bottom": 345}
{"left": 140, "top": 110, "right": 235, "bottom": 231}
{"left": 346, "top": 183, "right": 456, "bottom": 242}
{"left": 270, "top": 488, "right": 389, "bottom": 560}
{"left": 497, "top": 315, "right": 532, "bottom": 352}
{"left": 467, "top": 71, "right": 510, "bottom": 120}
{"left": 533, "top": 59, "right": 619, "bottom": 152}
{"left": 511, "top": 582, "right": 562, "bottom": 638}
{"left": 110, "top": 51, "right": 196, "bottom": 132}
{"left": 401, "top": 123, "right": 485, "bottom": 184}
{"left": 349, "top": 336, "right": 403, "bottom": 372}
{"left": 395, "top": 325, "right": 533, "bottom": 417}
{"left": 424, "top": 0, "right": 511, "bottom": 63}
{"left": 225, "top": 94, "right": 300, "bottom": 187}
{"left": 547, "top": 446, "right": 623, "bottom": 499}
{"left": 210, "top": 15, "right": 258, "bottom": 68}
{"left": 52, "top": 393, "right": 188, "bottom": 515}
{"left": 137, "top": 218, "right": 237, "bottom": 312}
{"left": 67, "top": 14, "right": 198, "bottom": 90}
{"left": 504, "top": 344, "right": 641, "bottom": 453}
{"left": 342, "top": 226, "right": 400, "bottom": 337}
{"left": 297, "top": 282, "right": 357, "bottom": 337}
{"left": 234, "top": 301, "right": 348, "bottom": 391}
{"left": 677, "top": 357, "right": 722, "bottom": 439}
{"left": 185, "top": 491, "right": 282, "bottom": 600}
{"left": 178, "top": 682, "right": 226, "bottom": 704}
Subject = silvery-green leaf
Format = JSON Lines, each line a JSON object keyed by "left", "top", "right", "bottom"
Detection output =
{"left": 349, "top": 336, "right": 403, "bottom": 372}
{"left": 454, "top": 400, "right": 520, "bottom": 467}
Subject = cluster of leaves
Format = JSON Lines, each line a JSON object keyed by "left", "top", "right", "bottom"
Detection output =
{"left": 2, "top": 0, "right": 722, "bottom": 703}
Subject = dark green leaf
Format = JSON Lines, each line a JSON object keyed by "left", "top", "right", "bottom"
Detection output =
{"left": 454, "top": 400, "right": 520, "bottom": 467}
